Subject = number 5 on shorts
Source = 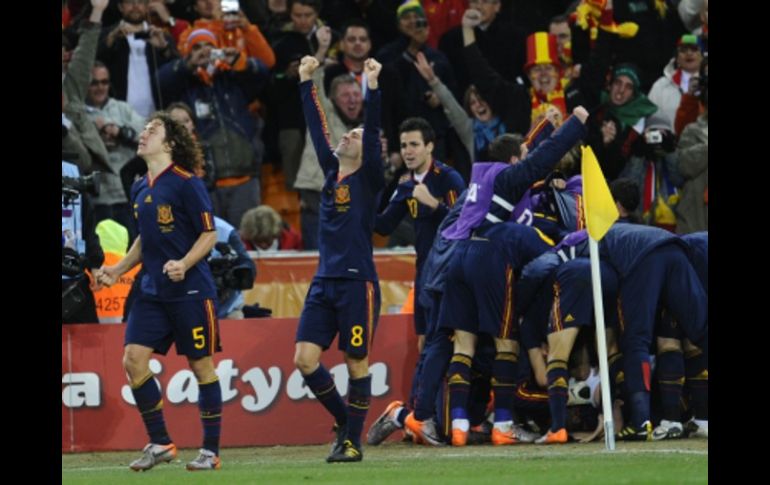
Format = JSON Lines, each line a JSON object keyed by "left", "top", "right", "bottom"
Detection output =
{"left": 193, "top": 326, "right": 205, "bottom": 349}
{"left": 350, "top": 325, "right": 364, "bottom": 347}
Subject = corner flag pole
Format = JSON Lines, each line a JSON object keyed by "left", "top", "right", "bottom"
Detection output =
{"left": 581, "top": 145, "right": 619, "bottom": 451}
{"left": 588, "top": 237, "right": 615, "bottom": 450}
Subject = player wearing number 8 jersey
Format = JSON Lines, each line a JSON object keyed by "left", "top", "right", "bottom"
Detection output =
{"left": 293, "top": 55, "right": 386, "bottom": 463}
{"left": 96, "top": 112, "right": 223, "bottom": 471}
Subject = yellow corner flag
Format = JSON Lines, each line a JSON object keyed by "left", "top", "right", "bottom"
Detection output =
{"left": 581, "top": 145, "right": 619, "bottom": 241}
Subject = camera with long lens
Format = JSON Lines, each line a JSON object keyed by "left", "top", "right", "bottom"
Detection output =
{"left": 208, "top": 242, "right": 254, "bottom": 301}
{"left": 62, "top": 247, "right": 87, "bottom": 277}
{"left": 62, "top": 172, "right": 101, "bottom": 199}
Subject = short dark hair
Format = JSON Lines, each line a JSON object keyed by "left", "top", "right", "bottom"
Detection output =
{"left": 549, "top": 14, "right": 570, "bottom": 25}
{"left": 167, "top": 101, "right": 196, "bottom": 122}
{"left": 487, "top": 133, "right": 524, "bottom": 161}
{"left": 289, "top": 0, "right": 322, "bottom": 13}
{"left": 341, "top": 19, "right": 371, "bottom": 39}
{"left": 609, "top": 177, "right": 640, "bottom": 213}
{"left": 399, "top": 117, "right": 435, "bottom": 145}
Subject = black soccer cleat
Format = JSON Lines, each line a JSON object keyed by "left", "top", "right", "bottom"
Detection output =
{"left": 326, "top": 440, "right": 363, "bottom": 463}
{"left": 330, "top": 422, "right": 348, "bottom": 455}
{"left": 616, "top": 420, "right": 653, "bottom": 441}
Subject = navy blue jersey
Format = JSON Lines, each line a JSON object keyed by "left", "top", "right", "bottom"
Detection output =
{"left": 438, "top": 223, "right": 550, "bottom": 338}
{"left": 682, "top": 231, "right": 707, "bottom": 294}
{"left": 516, "top": 230, "right": 591, "bottom": 346}
{"left": 482, "top": 221, "right": 554, "bottom": 272}
{"left": 300, "top": 81, "right": 385, "bottom": 280}
{"left": 130, "top": 164, "right": 217, "bottom": 301}
{"left": 419, "top": 189, "right": 467, "bottom": 300}
{"left": 599, "top": 222, "right": 688, "bottom": 278}
{"left": 375, "top": 160, "right": 465, "bottom": 269}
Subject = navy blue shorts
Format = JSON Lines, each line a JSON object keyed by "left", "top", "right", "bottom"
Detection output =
{"left": 439, "top": 240, "right": 516, "bottom": 339}
{"left": 549, "top": 259, "right": 619, "bottom": 333}
{"left": 618, "top": 243, "right": 707, "bottom": 354}
{"left": 655, "top": 308, "right": 683, "bottom": 339}
{"left": 125, "top": 294, "right": 221, "bottom": 358}
{"left": 296, "top": 278, "right": 381, "bottom": 358}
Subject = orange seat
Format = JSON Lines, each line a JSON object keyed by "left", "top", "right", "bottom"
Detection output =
{"left": 261, "top": 164, "right": 300, "bottom": 231}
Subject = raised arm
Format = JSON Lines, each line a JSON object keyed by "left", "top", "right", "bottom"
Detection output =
{"left": 499, "top": 106, "right": 589, "bottom": 199}
{"left": 362, "top": 58, "right": 385, "bottom": 189}
{"left": 414, "top": 52, "right": 473, "bottom": 156}
{"left": 299, "top": 55, "right": 337, "bottom": 174}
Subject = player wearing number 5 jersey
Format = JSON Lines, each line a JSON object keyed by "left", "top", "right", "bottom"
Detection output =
{"left": 96, "top": 112, "right": 223, "bottom": 472}
{"left": 293, "top": 55, "right": 386, "bottom": 463}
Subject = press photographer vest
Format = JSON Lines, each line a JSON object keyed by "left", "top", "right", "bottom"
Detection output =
{"left": 91, "top": 219, "right": 141, "bottom": 323}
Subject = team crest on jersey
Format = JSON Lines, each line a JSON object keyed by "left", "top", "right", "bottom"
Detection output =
{"left": 144, "top": 194, "right": 152, "bottom": 203}
{"left": 335, "top": 185, "right": 351, "bottom": 204}
{"left": 157, "top": 204, "right": 174, "bottom": 224}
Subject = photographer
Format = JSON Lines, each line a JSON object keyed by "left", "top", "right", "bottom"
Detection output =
{"left": 62, "top": 161, "right": 105, "bottom": 324}
{"left": 98, "top": 0, "right": 179, "bottom": 118}
{"left": 158, "top": 27, "right": 269, "bottom": 228}
{"left": 616, "top": 111, "right": 683, "bottom": 232}
{"left": 209, "top": 216, "right": 256, "bottom": 319}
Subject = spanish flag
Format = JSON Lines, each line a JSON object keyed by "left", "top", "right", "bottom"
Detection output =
{"left": 581, "top": 145, "right": 618, "bottom": 241}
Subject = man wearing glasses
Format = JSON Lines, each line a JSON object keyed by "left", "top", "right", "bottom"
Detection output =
{"left": 85, "top": 61, "right": 146, "bottom": 240}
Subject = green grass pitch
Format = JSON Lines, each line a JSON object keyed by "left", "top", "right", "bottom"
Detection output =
{"left": 63, "top": 439, "right": 707, "bottom": 484}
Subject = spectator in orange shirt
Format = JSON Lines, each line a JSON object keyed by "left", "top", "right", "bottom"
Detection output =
{"left": 177, "top": 0, "right": 276, "bottom": 69}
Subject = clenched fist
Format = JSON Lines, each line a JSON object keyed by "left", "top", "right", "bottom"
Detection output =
{"left": 298, "top": 55, "right": 320, "bottom": 82}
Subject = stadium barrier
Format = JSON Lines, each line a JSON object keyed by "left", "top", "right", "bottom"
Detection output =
{"left": 243, "top": 249, "right": 416, "bottom": 317}
{"left": 62, "top": 315, "right": 418, "bottom": 452}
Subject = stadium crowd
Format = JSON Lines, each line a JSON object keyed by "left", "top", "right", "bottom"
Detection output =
{"left": 62, "top": 0, "right": 708, "bottom": 468}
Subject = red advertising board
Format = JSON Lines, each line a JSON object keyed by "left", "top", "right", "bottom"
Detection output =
{"left": 62, "top": 315, "right": 417, "bottom": 452}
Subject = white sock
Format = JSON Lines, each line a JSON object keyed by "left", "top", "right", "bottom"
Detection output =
{"left": 493, "top": 420, "right": 513, "bottom": 432}
{"left": 452, "top": 418, "right": 469, "bottom": 432}
{"left": 694, "top": 419, "right": 708, "bottom": 428}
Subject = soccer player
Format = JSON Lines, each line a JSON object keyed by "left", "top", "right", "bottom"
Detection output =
{"left": 599, "top": 223, "right": 708, "bottom": 441}
{"left": 427, "top": 106, "right": 588, "bottom": 446}
{"left": 293, "top": 55, "right": 385, "bottom": 463}
{"left": 96, "top": 112, "right": 222, "bottom": 471}
{"left": 516, "top": 231, "right": 622, "bottom": 444}
{"left": 375, "top": 117, "right": 466, "bottom": 354}
{"left": 652, "top": 231, "right": 708, "bottom": 440}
